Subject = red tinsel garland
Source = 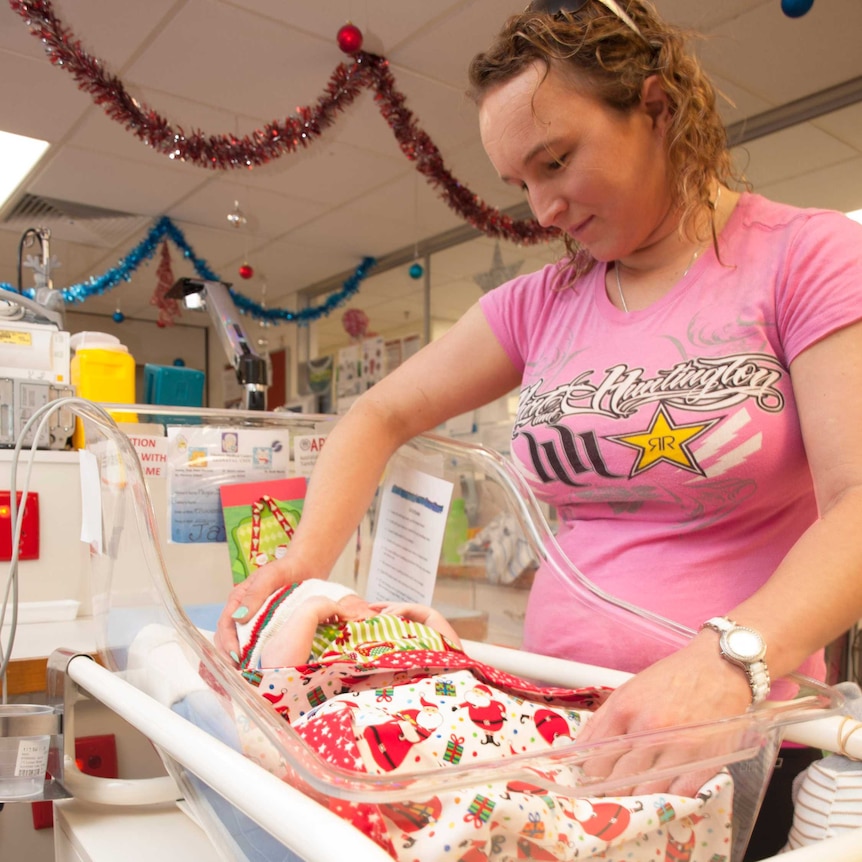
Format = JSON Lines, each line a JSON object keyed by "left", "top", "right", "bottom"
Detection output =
{"left": 9, "top": 0, "right": 557, "bottom": 246}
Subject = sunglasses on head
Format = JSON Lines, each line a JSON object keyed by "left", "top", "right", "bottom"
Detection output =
{"left": 529, "top": 0, "right": 645, "bottom": 40}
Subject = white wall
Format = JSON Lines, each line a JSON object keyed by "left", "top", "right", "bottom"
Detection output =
{"left": 65, "top": 311, "right": 208, "bottom": 402}
{"left": 0, "top": 450, "right": 236, "bottom": 611}
{"left": 207, "top": 317, "right": 301, "bottom": 409}
{"left": 63, "top": 310, "right": 302, "bottom": 412}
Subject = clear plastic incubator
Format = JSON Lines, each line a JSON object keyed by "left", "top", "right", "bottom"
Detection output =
{"left": 29, "top": 400, "right": 852, "bottom": 862}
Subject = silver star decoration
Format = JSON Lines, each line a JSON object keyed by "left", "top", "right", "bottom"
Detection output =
{"left": 473, "top": 242, "right": 523, "bottom": 293}
{"left": 226, "top": 200, "right": 247, "bottom": 228}
{"left": 23, "top": 253, "right": 61, "bottom": 289}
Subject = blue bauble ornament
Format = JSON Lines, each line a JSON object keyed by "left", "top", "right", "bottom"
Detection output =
{"left": 173, "top": 358, "right": 186, "bottom": 367}
{"left": 409, "top": 262, "right": 424, "bottom": 280}
{"left": 112, "top": 310, "right": 124, "bottom": 323}
{"left": 781, "top": 0, "right": 813, "bottom": 17}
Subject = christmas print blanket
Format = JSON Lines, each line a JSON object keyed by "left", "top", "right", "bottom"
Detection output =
{"left": 233, "top": 648, "right": 735, "bottom": 862}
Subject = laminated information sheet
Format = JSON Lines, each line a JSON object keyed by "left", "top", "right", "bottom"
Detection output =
{"left": 365, "top": 460, "right": 453, "bottom": 605}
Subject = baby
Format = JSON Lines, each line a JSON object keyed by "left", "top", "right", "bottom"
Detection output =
{"left": 228, "top": 580, "right": 735, "bottom": 862}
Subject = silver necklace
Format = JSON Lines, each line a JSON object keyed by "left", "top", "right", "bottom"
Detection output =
{"left": 615, "top": 187, "right": 721, "bottom": 314}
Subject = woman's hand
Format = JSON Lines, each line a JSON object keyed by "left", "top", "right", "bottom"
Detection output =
{"left": 575, "top": 632, "right": 753, "bottom": 796}
{"left": 214, "top": 556, "right": 313, "bottom": 663}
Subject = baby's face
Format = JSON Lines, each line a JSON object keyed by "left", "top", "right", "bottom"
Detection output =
{"left": 336, "top": 594, "right": 374, "bottom": 621}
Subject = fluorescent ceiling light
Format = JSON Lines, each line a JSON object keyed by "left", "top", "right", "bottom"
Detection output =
{"left": 0, "top": 130, "right": 50, "bottom": 209}
{"left": 847, "top": 208, "right": 862, "bottom": 225}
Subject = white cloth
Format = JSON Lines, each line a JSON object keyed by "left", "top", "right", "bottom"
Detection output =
{"left": 125, "top": 623, "right": 210, "bottom": 706}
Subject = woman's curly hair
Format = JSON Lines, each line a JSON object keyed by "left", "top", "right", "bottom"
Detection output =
{"left": 467, "top": 0, "right": 746, "bottom": 279}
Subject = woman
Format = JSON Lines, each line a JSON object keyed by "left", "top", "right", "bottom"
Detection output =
{"left": 218, "top": 2, "right": 862, "bottom": 854}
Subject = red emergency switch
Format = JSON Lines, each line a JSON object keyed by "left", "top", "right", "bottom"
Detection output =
{"left": 0, "top": 490, "right": 39, "bottom": 561}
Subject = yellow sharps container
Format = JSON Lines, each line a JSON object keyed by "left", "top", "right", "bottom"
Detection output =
{"left": 70, "top": 331, "right": 137, "bottom": 448}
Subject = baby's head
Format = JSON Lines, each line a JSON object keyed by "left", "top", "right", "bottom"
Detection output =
{"left": 236, "top": 578, "right": 361, "bottom": 668}
{"left": 288, "top": 578, "right": 357, "bottom": 606}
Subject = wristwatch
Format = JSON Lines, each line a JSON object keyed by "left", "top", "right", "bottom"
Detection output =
{"left": 700, "top": 616, "right": 771, "bottom": 705}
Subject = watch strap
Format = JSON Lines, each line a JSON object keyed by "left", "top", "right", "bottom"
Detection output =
{"left": 701, "top": 616, "right": 733, "bottom": 635}
{"left": 745, "top": 659, "right": 771, "bottom": 705}
{"left": 700, "top": 616, "right": 771, "bottom": 706}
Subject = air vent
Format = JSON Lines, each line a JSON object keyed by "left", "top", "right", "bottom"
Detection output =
{"left": 2, "top": 193, "right": 150, "bottom": 247}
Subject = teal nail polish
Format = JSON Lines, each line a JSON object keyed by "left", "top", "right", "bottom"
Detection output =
{"left": 231, "top": 605, "right": 249, "bottom": 620}
{"left": 229, "top": 650, "right": 239, "bottom": 664}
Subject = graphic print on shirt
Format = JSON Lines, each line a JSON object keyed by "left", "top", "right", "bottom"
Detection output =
{"left": 513, "top": 352, "right": 786, "bottom": 484}
{"left": 606, "top": 404, "right": 719, "bottom": 477}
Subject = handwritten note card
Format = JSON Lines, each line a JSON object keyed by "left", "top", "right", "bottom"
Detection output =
{"left": 167, "top": 426, "right": 289, "bottom": 543}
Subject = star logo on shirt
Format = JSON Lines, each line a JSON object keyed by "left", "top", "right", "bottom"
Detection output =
{"left": 607, "top": 404, "right": 718, "bottom": 478}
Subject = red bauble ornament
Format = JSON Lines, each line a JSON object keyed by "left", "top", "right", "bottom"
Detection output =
{"left": 337, "top": 22, "right": 363, "bottom": 54}
{"left": 342, "top": 307, "right": 370, "bottom": 340}
{"left": 239, "top": 262, "right": 254, "bottom": 279}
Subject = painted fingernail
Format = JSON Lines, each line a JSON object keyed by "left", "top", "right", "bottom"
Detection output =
{"left": 231, "top": 606, "right": 249, "bottom": 620}
{"left": 229, "top": 650, "right": 240, "bottom": 664}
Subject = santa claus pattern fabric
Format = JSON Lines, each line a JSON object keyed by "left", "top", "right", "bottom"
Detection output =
{"left": 236, "top": 648, "right": 734, "bottom": 861}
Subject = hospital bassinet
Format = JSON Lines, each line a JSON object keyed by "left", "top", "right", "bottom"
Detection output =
{"left": 24, "top": 400, "right": 848, "bottom": 862}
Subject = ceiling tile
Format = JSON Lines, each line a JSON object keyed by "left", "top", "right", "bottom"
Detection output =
{"left": 701, "top": 0, "right": 862, "bottom": 107}
{"left": 29, "top": 146, "right": 204, "bottom": 215}
{"left": 734, "top": 122, "right": 861, "bottom": 190}
{"left": 758, "top": 155, "right": 862, "bottom": 212}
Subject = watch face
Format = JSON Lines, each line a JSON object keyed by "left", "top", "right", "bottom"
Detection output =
{"left": 725, "top": 627, "right": 766, "bottom": 662}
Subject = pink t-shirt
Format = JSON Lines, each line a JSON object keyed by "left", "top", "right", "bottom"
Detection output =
{"left": 480, "top": 193, "right": 862, "bottom": 684}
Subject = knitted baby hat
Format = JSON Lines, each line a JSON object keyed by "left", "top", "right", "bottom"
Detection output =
{"left": 236, "top": 578, "right": 355, "bottom": 670}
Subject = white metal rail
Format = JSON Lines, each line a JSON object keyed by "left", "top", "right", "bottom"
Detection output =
{"left": 64, "top": 652, "right": 862, "bottom": 862}
{"left": 66, "top": 655, "right": 392, "bottom": 862}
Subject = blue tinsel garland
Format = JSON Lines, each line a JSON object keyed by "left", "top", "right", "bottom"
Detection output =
{"left": 0, "top": 216, "right": 377, "bottom": 325}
